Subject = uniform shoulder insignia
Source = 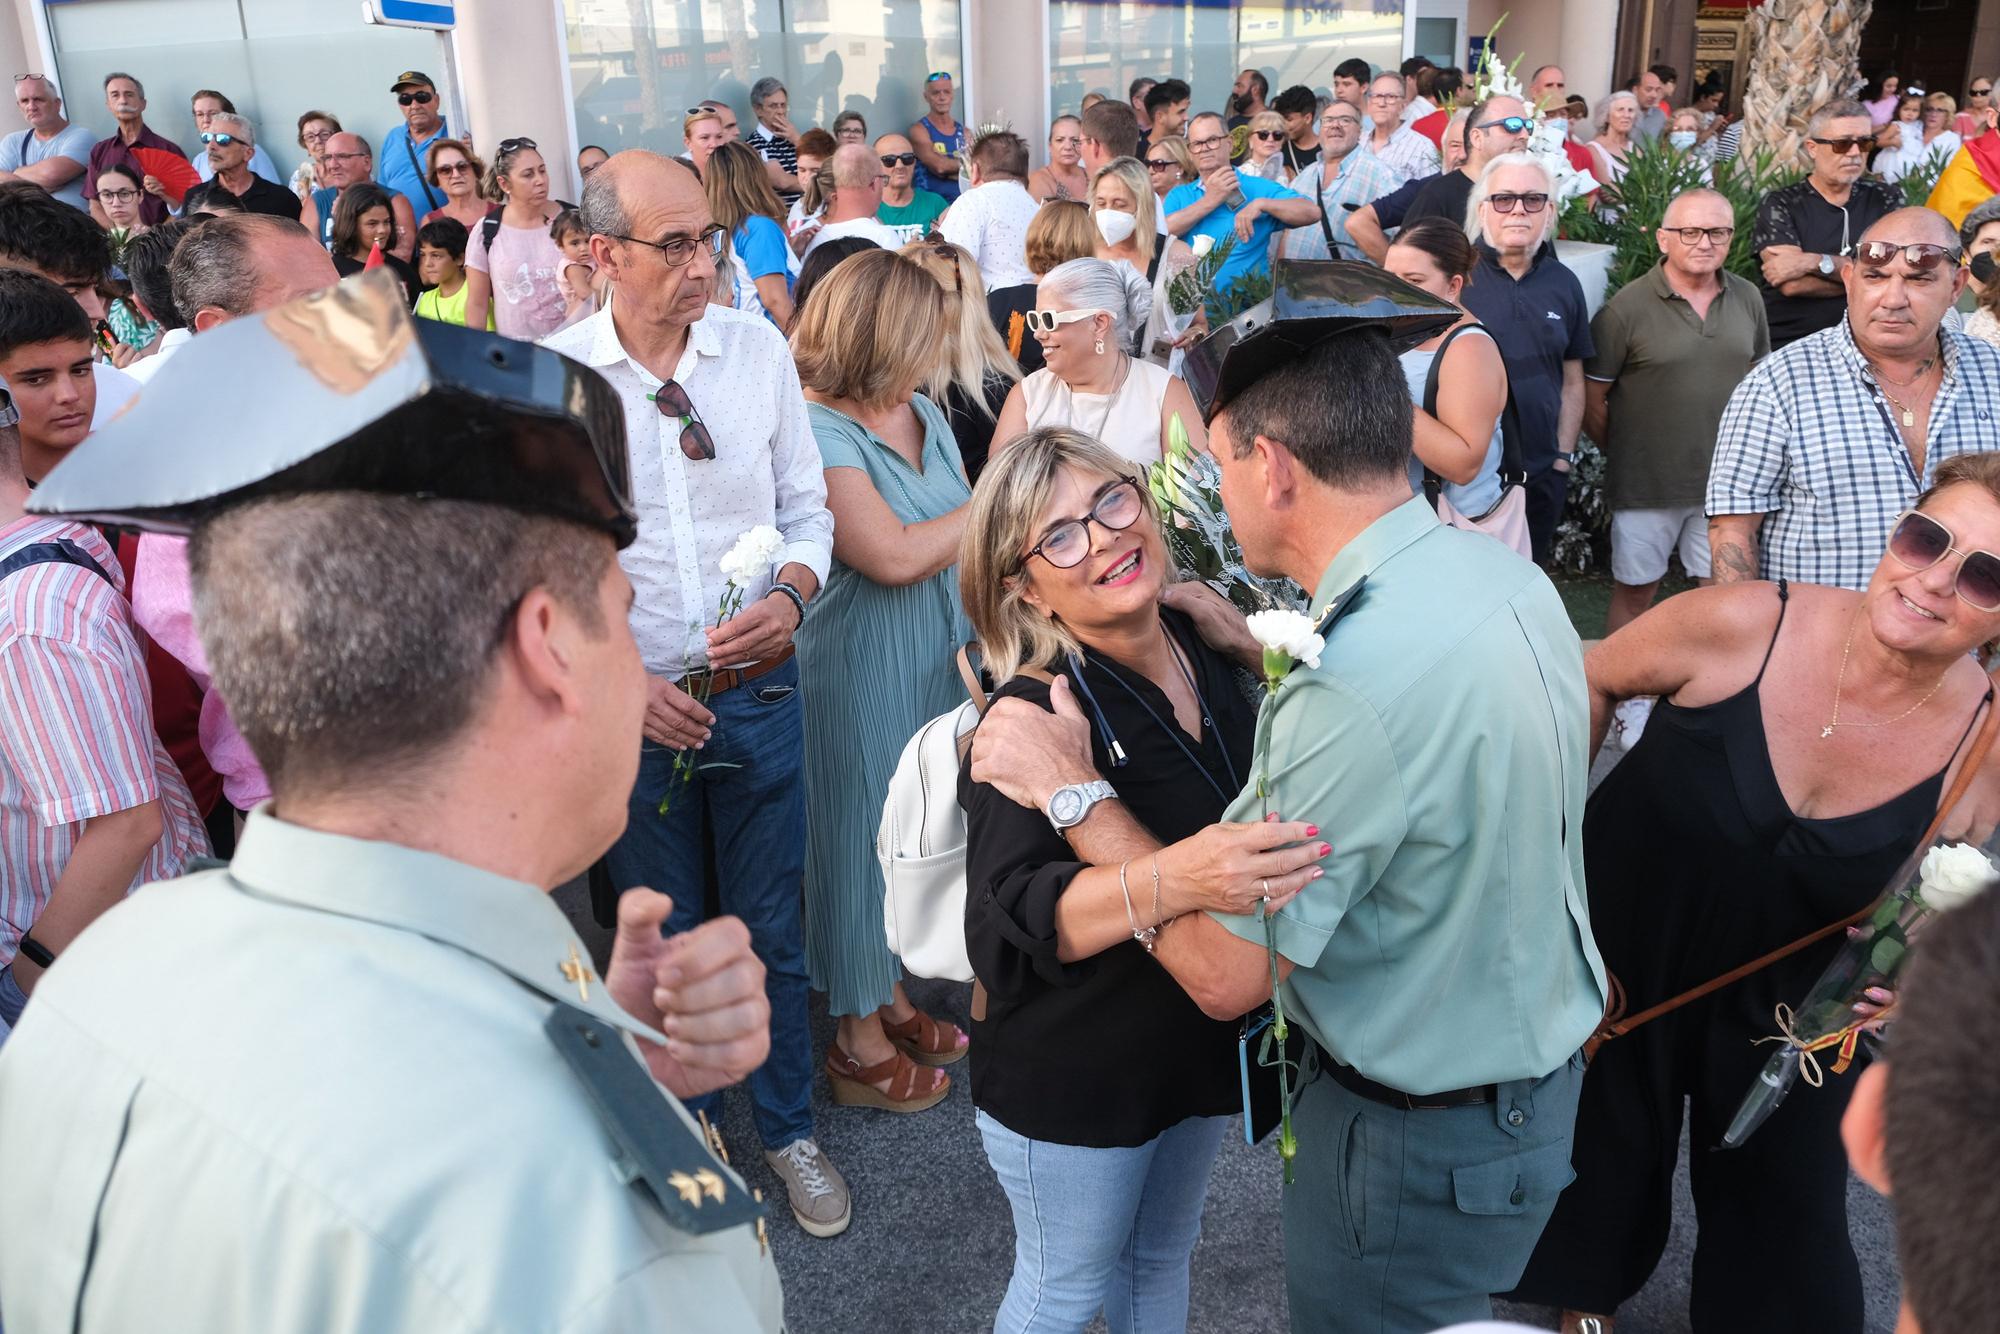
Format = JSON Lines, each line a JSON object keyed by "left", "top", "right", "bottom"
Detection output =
{"left": 543, "top": 1001, "right": 763, "bottom": 1236}
{"left": 1313, "top": 576, "right": 1367, "bottom": 638}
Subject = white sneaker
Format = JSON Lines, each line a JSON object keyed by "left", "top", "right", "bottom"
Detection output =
{"left": 1611, "top": 697, "right": 1655, "bottom": 752}
{"left": 763, "top": 1137, "right": 851, "bottom": 1237}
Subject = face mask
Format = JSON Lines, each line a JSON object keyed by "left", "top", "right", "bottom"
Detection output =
{"left": 1095, "top": 209, "right": 1138, "bottom": 246}
{"left": 1972, "top": 251, "right": 1999, "bottom": 285}
{"left": 1668, "top": 130, "right": 1697, "bottom": 150}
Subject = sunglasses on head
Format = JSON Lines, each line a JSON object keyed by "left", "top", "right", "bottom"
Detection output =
{"left": 1810, "top": 135, "right": 1871, "bottom": 155}
{"left": 647, "top": 380, "right": 716, "bottom": 462}
{"left": 926, "top": 71, "right": 952, "bottom": 83}
{"left": 1853, "top": 240, "right": 1962, "bottom": 271}
{"left": 1477, "top": 115, "right": 1534, "bottom": 134}
{"left": 1888, "top": 510, "right": 2000, "bottom": 612}
{"left": 397, "top": 90, "right": 435, "bottom": 106}
{"left": 497, "top": 136, "right": 537, "bottom": 154}
{"left": 1024, "top": 307, "right": 1107, "bottom": 335}
{"left": 1486, "top": 191, "right": 1550, "bottom": 214}
{"left": 880, "top": 151, "right": 917, "bottom": 166}
{"left": 199, "top": 131, "right": 241, "bottom": 146}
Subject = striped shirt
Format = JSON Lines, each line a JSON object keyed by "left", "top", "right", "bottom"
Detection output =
{"left": 1357, "top": 124, "right": 1441, "bottom": 189}
{"left": 0, "top": 518, "right": 207, "bottom": 968}
{"left": 1707, "top": 320, "right": 2000, "bottom": 589}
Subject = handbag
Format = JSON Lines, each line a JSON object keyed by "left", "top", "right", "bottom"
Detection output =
{"left": 1420, "top": 323, "right": 1531, "bottom": 558}
{"left": 1586, "top": 670, "right": 2000, "bottom": 1058}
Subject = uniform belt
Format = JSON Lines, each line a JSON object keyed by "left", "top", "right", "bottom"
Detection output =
{"left": 1318, "top": 1043, "right": 1496, "bottom": 1110}
{"left": 678, "top": 643, "right": 795, "bottom": 696}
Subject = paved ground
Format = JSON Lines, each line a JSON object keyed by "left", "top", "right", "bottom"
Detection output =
{"left": 557, "top": 883, "right": 1899, "bottom": 1334}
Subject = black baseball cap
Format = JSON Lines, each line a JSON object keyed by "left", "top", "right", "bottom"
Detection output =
{"left": 390, "top": 71, "right": 436, "bottom": 92}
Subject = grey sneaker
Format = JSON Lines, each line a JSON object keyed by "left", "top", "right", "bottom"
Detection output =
{"left": 763, "top": 1137, "right": 851, "bottom": 1238}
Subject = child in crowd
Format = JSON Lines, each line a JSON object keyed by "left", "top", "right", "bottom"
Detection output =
{"left": 551, "top": 208, "right": 599, "bottom": 325}
{"left": 412, "top": 219, "right": 492, "bottom": 330}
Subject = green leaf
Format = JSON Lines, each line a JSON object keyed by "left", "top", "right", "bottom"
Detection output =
{"left": 1871, "top": 935, "right": 1908, "bottom": 977}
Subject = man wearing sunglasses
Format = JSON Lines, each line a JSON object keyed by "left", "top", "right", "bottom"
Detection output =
{"left": 379, "top": 70, "right": 453, "bottom": 221}
{"left": 1711, "top": 207, "right": 2000, "bottom": 592}
{"left": 544, "top": 151, "right": 846, "bottom": 1240}
{"left": 1752, "top": 97, "right": 1900, "bottom": 347}
{"left": 874, "top": 133, "right": 947, "bottom": 243}
{"left": 1400, "top": 92, "right": 1530, "bottom": 229}
{"left": 182, "top": 113, "right": 298, "bottom": 219}
{"left": 188, "top": 89, "right": 277, "bottom": 186}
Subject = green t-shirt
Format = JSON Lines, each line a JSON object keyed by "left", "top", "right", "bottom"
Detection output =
{"left": 878, "top": 189, "right": 950, "bottom": 245}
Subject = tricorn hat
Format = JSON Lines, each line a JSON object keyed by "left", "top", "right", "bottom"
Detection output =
{"left": 29, "top": 270, "right": 637, "bottom": 547}
{"left": 1180, "top": 260, "right": 1462, "bottom": 423}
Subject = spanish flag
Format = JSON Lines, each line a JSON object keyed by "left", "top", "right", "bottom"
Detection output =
{"left": 1927, "top": 133, "right": 2000, "bottom": 229}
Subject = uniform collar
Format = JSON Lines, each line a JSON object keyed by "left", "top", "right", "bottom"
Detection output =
{"left": 566, "top": 294, "right": 722, "bottom": 372}
{"left": 226, "top": 808, "right": 664, "bottom": 1044}
{"left": 1309, "top": 493, "right": 1439, "bottom": 613}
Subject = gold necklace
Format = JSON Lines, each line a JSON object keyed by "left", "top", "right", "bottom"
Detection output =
{"left": 1868, "top": 356, "right": 1938, "bottom": 428}
{"left": 1822, "top": 609, "right": 1949, "bottom": 739}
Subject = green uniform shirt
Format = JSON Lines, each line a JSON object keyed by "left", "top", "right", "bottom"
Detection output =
{"left": 1587, "top": 264, "right": 1770, "bottom": 510}
{"left": 0, "top": 811, "right": 784, "bottom": 1334}
{"left": 1213, "top": 497, "right": 1607, "bottom": 1095}
{"left": 878, "top": 188, "right": 950, "bottom": 244}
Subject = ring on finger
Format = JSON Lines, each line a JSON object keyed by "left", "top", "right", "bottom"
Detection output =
{"left": 1260, "top": 877, "right": 1270, "bottom": 902}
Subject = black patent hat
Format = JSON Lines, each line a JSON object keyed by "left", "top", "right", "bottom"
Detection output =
{"left": 1180, "top": 260, "right": 1463, "bottom": 423}
{"left": 29, "top": 270, "right": 637, "bottom": 547}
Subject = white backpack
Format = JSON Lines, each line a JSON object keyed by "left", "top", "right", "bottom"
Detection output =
{"left": 879, "top": 647, "right": 1046, "bottom": 982}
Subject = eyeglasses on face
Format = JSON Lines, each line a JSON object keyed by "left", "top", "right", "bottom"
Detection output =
{"left": 1024, "top": 306, "right": 1106, "bottom": 335}
{"left": 1323, "top": 115, "right": 1361, "bottom": 130}
{"left": 1145, "top": 159, "right": 1177, "bottom": 172}
{"left": 1976, "top": 86, "right": 1995, "bottom": 97}
{"left": 1189, "top": 135, "right": 1229, "bottom": 151}
{"left": 611, "top": 223, "right": 728, "bottom": 267}
{"left": 1668, "top": 225, "right": 1734, "bottom": 245}
{"left": 1809, "top": 135, "right": 1871, "bottom": 155}
{"left": 1021, "top": 480, "right": 1145, "bottom": 571}
{"left": 1368, "top": 91, "right": 1404, "bottom": 102}
{"left": 647, "top": 380, "right": 716, "bottom": 462}
{"left": 200, "top": 131, "right": 241, "bottom": 146}
{"left": 323, "top": 151, "right": 367, "bottom": 164}
{"left": 1854, "top": 240, "right": 1961, "bottom": 271}
{"left": 1477, "top": 115, "right": 1534, "bottom": 134}
{"left": 1252, "top": 129, "right": 1284, "bottom": 141}
{"left": 1486, "top": 191, "right": 1550, "bottom": 214}
{"left": 435, "top": 160, "right": 473, "bottom": 175}
{"left": 98, "top": 188, "right": 139, "bottom": 203}
{"left": 301, "top": 128, "right": 335, "bottom": 144}
{"left": 880, "top": 152, "right": 917, "bottom": 166}
{"left": 1887, "top": 510, "right": 2000, "bottom": 612}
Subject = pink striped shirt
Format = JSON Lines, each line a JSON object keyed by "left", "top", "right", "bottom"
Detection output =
{"left": 0, "top": 517, "right": 209, "bottom": 968}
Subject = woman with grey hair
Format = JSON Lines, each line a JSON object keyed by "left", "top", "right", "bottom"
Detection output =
{"left": 1589, "top": 89, "right": 1640, "bottom": 189}
{"left": 990, "top": 257, "right": 1207, "bottom": 466}
{"left": 1961, "top": 196, "right": 2000, "bottom": 348}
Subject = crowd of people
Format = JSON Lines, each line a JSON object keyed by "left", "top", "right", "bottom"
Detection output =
{"left": 5, "top": 43, "right": 2000, "bottom": 1334}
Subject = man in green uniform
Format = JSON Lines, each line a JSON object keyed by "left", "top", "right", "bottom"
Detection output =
{"left": 970, "top": 263, "right": 1607, "bottom": 1334}
{"left": 0, "top": 271, "right": 784, "bottom": 1332}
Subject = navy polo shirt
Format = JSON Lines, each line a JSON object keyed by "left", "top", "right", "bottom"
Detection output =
{"left": 1460, "top": 240, "right": 1593, "bottom": 475}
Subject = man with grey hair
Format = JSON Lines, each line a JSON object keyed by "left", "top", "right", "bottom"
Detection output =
{"left": 1753, "top": 98, "right": 1900, "bottom": 347}
{"left": 1357, "top": 71, "right": 1440, "bottom": 187}
{"left": 746, "top": 77, "right": 800, "bottom": 202}
{"left": 1, "top": 74, "right": 96, "bottom": 211}
{"left": 801, "top": 143, "right": 901, "bottom": 256}
{"left": 86, "top": 72, "right": 186, "bottom": 229}
{"left": 183, "top": 113, "right": 297, "bottom": 218}
{"left": 545, "top": 150, "right": 846, "bottom": 1240}
{"left": 189, "top": 89, "right": 279, "bottom": 184}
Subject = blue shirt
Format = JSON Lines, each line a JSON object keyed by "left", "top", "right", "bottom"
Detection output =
{"left": 1459, "top": 241, "right": 1593, "bottom": 476}
{"left": 734, "top": 215, "right": 789, "bottom": 282}
{"left": 1164, "top": 175, "right": 1301, "bottom": 296}
{"left": 378, "top": 119, "right": 452, "bottom": 218}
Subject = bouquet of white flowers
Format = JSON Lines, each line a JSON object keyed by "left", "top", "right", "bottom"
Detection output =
{"left": 661, "top": 524, "right": 787, "bottom": 813}
{"left": 1146, "top": 413, "right": 1306, "bottom": 616}
{"left": 1470, "top": 17, "right": 1599, "bottom": 208}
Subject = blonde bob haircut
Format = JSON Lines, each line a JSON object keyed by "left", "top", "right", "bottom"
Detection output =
{"left": 1091, "top": 156, "right": 1157, "bottom": 267}
{"left": 1026, "top": 199, "right": 1098, "bottom": 277}
{"left": 899, "top": 237, "right": 1021, "bottom": 413}
{"left": 790, "top": 248, "right": 946, "bottom": 411}
{"left": 960, "top": 427, "right": 1159, "bottom": 681}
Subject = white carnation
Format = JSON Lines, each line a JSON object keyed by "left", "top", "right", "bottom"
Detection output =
{"left": 1245, "top": 608, "right": 1324, "bottom": 672}
{"left": 1918, "top": 842, "right": 1998, "bottom": 912}
{"left": 720, "top": 524, "right": 787, "bottom": 589}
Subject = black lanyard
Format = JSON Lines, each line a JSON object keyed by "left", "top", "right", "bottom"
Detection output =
{"left": 1071, "top": 623, "right": 1242, "bottom": 803}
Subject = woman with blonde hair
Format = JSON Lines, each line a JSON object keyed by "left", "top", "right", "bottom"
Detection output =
{"left": 1026, "top": 199, "right": 1099, "bottom": 277}
{"left": 704, "top": 139, "right": 795, "bottom": 328}
{"left": 902, "top": 236, "right": 1021, "bottom": 480}
{"left": 1243, "top": 109, "right": 1290, "bottom": 180}
{"left": 682, "top": 107, "right": 729, "bottom": 173}
{"left": 1880, "top": 92, "right": 1963, "bottom": 182}
{"left": 788, "top": 249, "right": 974, "bottom": 1113}
{"left": 1090, "top": 157, "right": 1201, "bottom": 364}
{"left": 1147, "top": 135, "right": 1199, "bottom": 209}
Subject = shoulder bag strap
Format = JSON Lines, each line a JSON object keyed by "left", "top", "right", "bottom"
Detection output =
{"left": 1418, "top": 324, "right": 1478, "bottom": 507}
{"left": 956, "top": 642, "right": 1056, "bottom": 719}
{"left": 1592, "top": 672, "right": 2000, "bottom": 1050}
{"left": 0, "top": 539, "right": 113, "bottom": 587}
{"left": 1314, "top": 165, "right": 1337, "bottom": 256}
{"left": 402, "top": 132, "right": 442, "bottom": 213}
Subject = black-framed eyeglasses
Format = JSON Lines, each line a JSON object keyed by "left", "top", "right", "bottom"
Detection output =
{"left": 1809, "top": 135, "right": 1871, "bottom": 155}
{"left": 880, "top": 151, "right": 917, "bottom": 166}
{"left": 97, "top": 188, "right": 139, "bottom": 203}
{"left": 647, "top": 379, "right": 716, "bottom": 462}
{"left": 199, "top": 131, "right": 240, "bottom": 146}
{"left": 397, "top": 90, "right": 435, "bottom": 106}
{"left": 1486, "top": 191, "right": 1550, "bottom": 214}
{"left": 497, "top": 136, "right": 537, "bottom": 155}
{"left": 1189, "top": 135, "right": 1230, "bottom": 151}
{"left": 1476, "top": 115, "right": 1534, "bottom": 134}
{"left": 1887, "top": 510, "right": 2000, "bottom": 611}
{"left": 1854, "top": 240, "right": 1961, "bottom": 271}
{"left": 610, "top": 223, "right": 727, "bottom": 267}
{"left": 1252, "top": 129, "right": 1284, "bottom": 141}
{"left": 1020, "top": 480, "right": 1144, "bottom": 571}
{"left": 1145, "top": 158, "right": 1177, "bottom": 172}
{"left": 1668, "top": 225, "right": 1734, "bottom": 245}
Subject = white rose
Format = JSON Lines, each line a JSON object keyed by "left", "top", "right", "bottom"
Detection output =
{"left": 1918, "top": 842, "right": 1998, "bottom": 913}
{"left": 1245, "top": 608, "right": 1325, "bottom": 672}
{"left": 1190, "top": 234, "right": 1216, "bottom": 258}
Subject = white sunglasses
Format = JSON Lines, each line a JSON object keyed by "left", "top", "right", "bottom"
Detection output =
{"left": 1024, "top": 307, "right": 1107, "bottom": 334}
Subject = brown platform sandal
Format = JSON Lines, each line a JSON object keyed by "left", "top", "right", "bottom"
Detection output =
{"left": 883, "top": 1008, "right": 969, "bottom": 1068}
{"left": 825, "top": 1043, "right": 951, "bottom": 1113}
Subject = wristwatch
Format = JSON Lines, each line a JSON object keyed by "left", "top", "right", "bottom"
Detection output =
{"left": 1045, "top": 780, "right": 1117, "bottom": 835}
{"left": 1817, "top": 253, "right": 1838, "bottom": 277}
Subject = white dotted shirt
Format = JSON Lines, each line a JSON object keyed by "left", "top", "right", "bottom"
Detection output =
{"left": 541, "top": 300, "right": 834, "bottom": 676}
{"left": 939, "top": 179, "right": 1042, "bottom": 290}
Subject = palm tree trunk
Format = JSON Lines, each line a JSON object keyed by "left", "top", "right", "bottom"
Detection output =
{"left": 1741, "top": 0, "right": 1874, "bottom": 165}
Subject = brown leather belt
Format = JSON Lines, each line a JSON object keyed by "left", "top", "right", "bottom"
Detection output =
{"left": 1318, "top": 1043, "right": 1496, "bottom": 1110}
{"left": 679, "top": 643, "right": 795, "bottom": 696}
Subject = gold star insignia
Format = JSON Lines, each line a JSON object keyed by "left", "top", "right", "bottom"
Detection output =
{"left": 693, "top": 1167, "right": 726, "bottom": 1203}
{"left": 559, "top": 943, "right": 595, "bottom": 1002}
{"left": 668, "top": 1171, "right": 703, "bottom": 1207}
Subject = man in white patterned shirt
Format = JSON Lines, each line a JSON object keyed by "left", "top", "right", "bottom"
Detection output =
{"left": 1709, "top": 207, "right": 2000, "bottom": 589}
{"left": 1358, "top": 73, "right": 1440, "bottom": 188}
{"left": 938, "top": 129, "right": 1042, "bottom": 291}
{"left": 543, "top": 150, "right": 846, "bottom": 1238}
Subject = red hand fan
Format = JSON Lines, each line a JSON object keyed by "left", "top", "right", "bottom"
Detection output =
{"left": 130, "top": 148, "right": 201, "bottom": 206}
{"left": 363, "top": 240, "right": 385, "bottom": 270}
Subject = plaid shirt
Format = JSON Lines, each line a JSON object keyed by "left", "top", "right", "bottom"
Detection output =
{"left": 1707, "top": 319, "right": 2000, "bottom": 589}
{"left": 1278, "top": 151, "right": 1402, "bottom": 261}
{"left": 1356, "top": 125, "right": 1441, "bottom": 189}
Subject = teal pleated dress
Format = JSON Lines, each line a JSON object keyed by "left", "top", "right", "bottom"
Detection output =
{"left": 796, "top": 394, "right": 974, "bottom": 1017}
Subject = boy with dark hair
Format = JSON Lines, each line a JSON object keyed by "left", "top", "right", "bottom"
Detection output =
{"left": 121, "top": 218, "right": 195, "bottom": 386}
{"left": 1273, "top": 84, "right": 1325, "bottom": 172}
{"left": 414, "top": 217, "right": 485, "bottom": 328}
{"left": 0, "top": 180, "right": 141, "bottom": 419}
{"left": 1142, "top": 77, "right": 1192, "bottom": 147}
{"left": 1333, "top": 58, "right": 1374, "bottom": 108}
{"left": 0, "top": 270, "right": 98, "bottom": 483}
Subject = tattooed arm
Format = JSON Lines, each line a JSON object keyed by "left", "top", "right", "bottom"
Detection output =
{"left": 1707, "top": 513, "right": 1764, "bottom": 584}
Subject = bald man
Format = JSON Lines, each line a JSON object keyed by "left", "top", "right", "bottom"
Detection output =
{"left": 1709, "top": 206, "right": 2000, "bottom": 590}
{"left": 802, "top": 142, "right": 903, "bottom": 256}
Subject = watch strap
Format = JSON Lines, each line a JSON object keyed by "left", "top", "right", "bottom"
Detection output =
{"left": 17, "top": 932, "right": 55, "bottom": 968}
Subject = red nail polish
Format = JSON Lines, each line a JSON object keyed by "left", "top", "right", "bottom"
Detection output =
{"left": 1319, "top": 843, "right": 1331, "bottom": 856}
{"left": 1306, "top": 825, "right": 1319, "bottom": 837}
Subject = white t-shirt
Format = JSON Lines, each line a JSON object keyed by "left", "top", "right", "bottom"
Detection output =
{"left": 938, "top": 179, "right": 1042, "bottom": 290}
{"left": 0, "top": 122, "right": 95, "bottom": 211}
{"left": 92, "top": 361, "right": 141, "bottom": 426}
{"left": 802, "top": 214, "right": 905, "bottom": 257}
{"left": 465, "top": 216, "right": 570, "bottom": 341}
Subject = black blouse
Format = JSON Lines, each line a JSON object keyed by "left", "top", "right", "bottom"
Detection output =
{"left": 958, "top": 608, "right": 1256, "bottom": 1147}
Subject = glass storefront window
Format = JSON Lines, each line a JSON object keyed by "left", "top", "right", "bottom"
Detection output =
{"left": 564, "top": 0, "right": 963, "bottom": 157}
{"left": 1050, "top": 1, "right": 1406, "bottom": 120}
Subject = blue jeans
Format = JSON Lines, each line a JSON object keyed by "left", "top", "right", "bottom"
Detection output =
{"left": 976, "top": 1109, "right": 1229, "bottom": 1334}
{"left": 0, "top": 963, "right": 26, "bottom": 1046}
{"left": 606, "top": 659, "right": 813, "bottom": 1151}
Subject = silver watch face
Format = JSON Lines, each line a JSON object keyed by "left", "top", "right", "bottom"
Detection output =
{"left": 1050, "top": 787, "right": 1084, "bottom": 825}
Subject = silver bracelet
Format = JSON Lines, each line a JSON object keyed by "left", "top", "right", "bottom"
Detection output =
{"left": 1149, "top": 856, "right": 1163, "bottom": 930}
{"left": 1119, "top": 860, "right": 1159, "bottom": 954}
